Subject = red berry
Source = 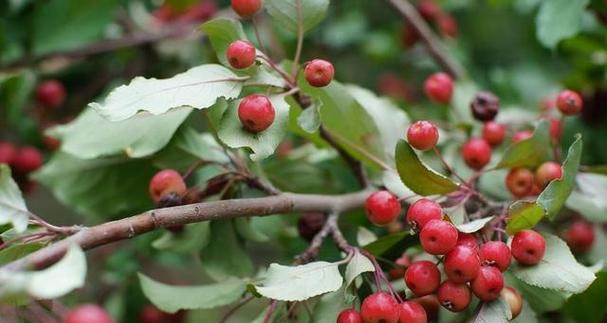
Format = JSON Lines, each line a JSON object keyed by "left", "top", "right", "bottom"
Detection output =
{"left": 178, "top": 2, "right": 218, "bottom": 22}
{"left": 398, "top": 301, "right": 427, "bottom": 323}
{"left": 360, "top": 292, "right": 400, "bottom": 323}
{"left": 305, "top": 59, "right": 334, "bottom": 87}
{"left": 471, "top": 266, "right": 504, "bottom": 301}
{"left": 401, "top": 23, "right": 420, "bottom": 48}
{"left": 548, "top": 118, "right": 562, "bottom": 141}
{"left": 13, "top": 147, "right": 43, "bottom": 175}
{"left": 456, "top": 232, "right": 478, "bottom": 250}
{"left": 505, "top": 168, "right": 535, "bottom": 198}
{"left": 411, "top": 295, "right": 439, "bottom": 321}
{"left": 564, "top": 220, "right": 595, "bottom": 254}
{"left": 365, "top": 191, "right": 402, "bottom": 226}
{"left": 0, "top": 142, "right": 17, "bottom": 165}
{"left": 535, "top": 161, "right": 562, "bottom": 190}
{"left": 238, "top": 94, "right": 275, "bottom": 133}
{"left": 444, "top": 245, "right": 480, "bottom": 283}
{"left": 139, "top": 305, "right": 167, "bottom": 323}
{"left": 479, "top": 241, "right": 511, "bottom": 272}
{"left": 407, "top": 121, "right": 439, "bottom": 151}
{"left": 437, "top": 281, "right": 471, "bottom": 312}
{"left": 64, "top": 304, "right": 113, "bottom": 323}
{"left": 470, "top": 92, "right": 500, "bottom": 122}
{"left": 337, "top": 308, "right": 363, "bottom": 323}
{"left": 556, "top": 90, "right": 583, "bottom": 115}
{"left": 405, "top": 261, "right": 441, "bottom": 297}
{"left": 230, "top": 0, "right": 262, "bottom": 18}
{"left": 511, "top": 130, "right": 533, "bottom": 144}
{"left": 36, "top": 80, "right": 66, "bottom": 109}
{"left": 511, "top": 230, "right": 546, "bottom": 265}
{"left": 501, "top": 286, "right": 523, "bottom": 320}
{"left": 226, "top": 40, "right": 256, "bottom": 69}
{"left": 297, "top": 213, "right": 326, "bottom": 241}
{"left": 482, "top": 122, "right": 506, "bottom": 146}
{"left": 406, "top": 198, "right": 443, "bottom": 231}
{"left": 424, "top": 72, "right": 453, "bottom": 104}
{"left": 462, "top": 138, "right": 492, "bottom": 170}
{"left": 420, "top": 220, "right": 458, "bottom": 255}
{"left": 417, "top": 0, "right": 441, "bottom": 21}
{"left": 149, "top": 169, "right": 187, "bottom": 204}
{"left": 437, "top": 14, "right": 458, "bottom": 38}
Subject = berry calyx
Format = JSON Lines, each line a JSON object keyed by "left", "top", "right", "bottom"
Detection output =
{"left": 456, "top": 232, "right": 478, "bottom": 250}
{"left": 420, "top": 220, "right": 458, "bottom": 255}
{"left": 64, "top": 304, "right": 113, "bottom": 323}
{"left": 470, "top": 91, "right": 500, "bottom": 122}
{"left": 36, "top": 80, "right": 66, "bottom": 109}
{"left": 534, "top": 161, "right": 562, "bottom": 190}
{"left": 406, "top": 198, "right": 443, "bottom": 231}
{"left": 556, "top": 89, "right": 583, "bottom": 116}
{"left": 337, "top": 308, "right": 363, "bottom": 323}
{"left": 505, "top": 168, "right": 535, "bottom": 198}
{"left": 478, "top": 241, "right": 511, "bottom": 272}
{"left": 238, "top": 94, "right": 275, "bottom": 133}
{"left": 424, "top": 72, "right": 453, "bottom": 104}
{"left": 304, "top": 59, "right": 334, "bottom": 87}
{"left": 407, "top": 121, "right": 439, "bottom": 151}
{"left": 437, "top": 281, "right": 472, "bottom": 312}
{"left": 471, "top": 266, "right": 504, "bottom": 301}
{"left": 398, "top": 301, "right": 427, "bottom": 323}
{"left": 230, "top": 0, "right": 262, "bottom": 18}
{"left": 564, "top": 220, "right": 595, "bottom": 254}
{"left": 511, "top": 130, "right": 533, "bottom": 144}
{"left": 511, "top": 230, "right": 546, "bottom": 265}
{"left": 0, "top": 142, "right": 17, "bottom": 165}
{"left": 226, "top": 40, "right": 256, "bottom": 69}
{"left": 501, "top": 287, "right": 523, "bottom": 320}
{"left": 149, "top": 169, "right": 187, "bottom": 204}
{"left": 405, "top": 261, "right": 441, "bottom": 297}
{"left": 360, "top": 292, "right": 400, "bottom": 323}
{"left": 482, "top": 122, "right": 506, "bottom": 146}
{"left": 13, "top": 147, "right": 43, "bottom": 175}
{"left": 444, "top": 245, "right": 481, "bottom": 283}
{"left": 297, "top": 213, "right": 327, "bottom": 241}
{"left": 462, "top": 138, "right": 492, "bottom": 170}
{"left": 365, "top": 191, "right": 401, "bottom": 226}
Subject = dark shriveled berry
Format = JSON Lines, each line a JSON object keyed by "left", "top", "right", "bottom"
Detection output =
{"left": 297, "top": 213, "right": 327, "bottom": 241}
{"left": 470, "top": 91, "right": 500, "bottom": 122}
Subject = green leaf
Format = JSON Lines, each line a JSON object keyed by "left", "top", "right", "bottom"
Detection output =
{"left": 0, "top": 243, "right": 43, "bottom": 266}
{"left": 153, "top": 128, "right": 229, "bottom": 171}
{"left": 566, "top": 173, "right": 607, "bottom": 222}
{"left": 511, "top": 234, "right": 595, "bottom": 294}
{"left": 344, "top": 250, "right": 374, "bottom": 293}
{"left": 51, "top": 108, "right": 191, "bottom": 159}
{"left": 234, "top": 217, "right": 270, "bottom": 242}
{"left": 362, "top": 232, "right": 408, "bottom": 256}
{"left": 152, "top": 223, "right": 211, "bottom": 253}
{"left": 138, "top": 273, "right": 246, "bottom": 313}
{"left": 200, "top": 220, "right": 254, "bottom": 281}
{"left": 218, "top": 94, "right": 289, "bottom": 161}
{"left": 506, "top": 273, "right": 570, "bottom": 314}
{"left": 582, "top": 165, "right": 607, "bottom": 175}
{"left": 395, "top": 140, "right": 460, "bottom": 196}
{"left": 471, "top": 297, "right": 511, "bottom": 323}
{"left": 511, "top": 300, "right": 538, "bottom": 323}
{"left": 32, "top": 0, "right": 120, "bottom": 55}
{"left": 297, "top": 102, "right": 321, "bottom": 133}
{"left": 456, "top": 216, "right": 494, "bottom": 233}
{"left": 356, "top": 226, "right": 378, "bottom": 246}
{"left": 0, "top": 165, "right": 28, "bottom": 233}
{"left": 253, "top": 261, "right": 343, "bottom": 301}
{"left": 563, "top": 271, "right": 607, "bottom": 323}
{"left": 265, "top": 0, "right": 330, "bottom": 33}
{"left": 200, "top": 18, "right": 248, "bottom": 66}
{"left": 495, "top": 120, "right": 551, "bottom": 169}
{"left": 536, "top": 0, "right": 590, "bottom": 49}
{"left": 0, "top": 70, "right": 36, "bottom": 125}
{"left": 506, "top": 201, "right": 546, "bottom": 235}
{"left": 312, "top": 286, "right": 348, "bottom": 323}
{"left": 91, "top": 64, "right": 244, "bottom": 121}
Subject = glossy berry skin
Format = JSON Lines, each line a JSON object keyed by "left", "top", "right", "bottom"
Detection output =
{"left": 471, "top": 266, "right": 504, "bottom": 301}
{"left": 398, "top": 301, "right": 427, "bottom": 323}
{"left": 511, "top": 230, "right": 546, "bottom": 265}
{"left": 336, "top": 308, "right": 363, "bottom": 323}
{"left": 556, "top": 90, "right": 583, "bottom": 115}
{"left": 470, "top": 91, "right": 500, "bottom": 122}
{"left": 305, "top": 59, "right": 334, "bottom": 87}
{"left": 405, "top": 261, "right": 441, "bottom": 297}
{"left": 511, "top": 130, "right": 533, "bottom": 144}
{"left": 407, "top": 121, "right": 439, "bottom": 151}
{"left": 424, "top": 72, "right": 453, "bottom": 104}
{"left": 238, "top": 95, "right": 275, "bottom": 133}
{"left": 365, "top": 191, "right": 401, "bottom": 226}
{"left": 297, "top": 213, "right": 326, "bottom": 241}
{"left": 13, "top": 147, "right": 43, "bottom": 175}
{"left": 36, "top": 80, "right": 66, "bottom": 109}
{"left": 505, "top": 168, "right": 535, "bottom": 198}
{"left": 444, "top": 245, "right": 481, "bottom": 283}
{"left": 226, "top": 40, "right": 256, "bottom": 69}
{"left": 564, "top": 220, "right": 595, "bottom": 254}
{"left": 462, "top": 138, "right": 492, "bottom": 170}
{"left": 482, "top": 122, "right": 506, "bottom": 146}
{"left": 501, "top": 287, "right": 523, "bottom": 319}
{"left": 0, "top": 142, "right": 16, "bottom": 165}
{"left": 479, "top": 241, "right": 511, "bottom": 272}
{"left": 437, "top": 281, "right": 471, "bottom": 312}
{"left": 456, "top": 232, "right": 478, "bottom": 250}
{"left": 64, "top": 304, "right": 113, "bottom": 323}
{"left": 420, "top": 220, "right": 458, "bottom": 255}
{"left": 406, "top": 198, "right": 442, "bottom": 231}
{"left": 230, "top": 0, "right": 262, "bottom": 18}
{"left": 360, "top": 292, "right": 400, "bottom": 323}
{"left": 535, "top": 161, "right": 562, "bottom": 190}
{"left": 149, "top": 169, "right": 187, "bottom": 204}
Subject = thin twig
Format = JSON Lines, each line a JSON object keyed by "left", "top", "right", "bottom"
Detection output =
{"left": 291, "top": 0, "right": 305, "bottom": 78}
{"left": 217, "top": 295, "right": 254, "bottom": 323}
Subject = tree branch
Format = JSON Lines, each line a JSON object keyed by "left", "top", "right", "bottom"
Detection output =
{"left": 385, "top": 0, "right": 465, "bottom": 79}
{"left": 2, "top": 190, "right": 371, "bottom": 272}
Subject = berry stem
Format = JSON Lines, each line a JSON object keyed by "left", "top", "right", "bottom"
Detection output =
{"left": 291, "top": 0, "right": 305, "bottom": 79}
{"left": 432, "top": 146, "right": 467, "bottom": 184}
{"left": 251, "top": 16, "right": 269, "bottom": 55}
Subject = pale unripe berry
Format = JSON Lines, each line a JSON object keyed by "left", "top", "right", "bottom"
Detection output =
{"left": 501, "top": 286, "right": 523, "bottom": 319}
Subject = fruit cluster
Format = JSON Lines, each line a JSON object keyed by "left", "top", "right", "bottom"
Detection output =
{"left": 0, "top": 142, "right": 43, "bottom": 193}
{"left": 152, "top": 0, "right": 217, "bottom": 25}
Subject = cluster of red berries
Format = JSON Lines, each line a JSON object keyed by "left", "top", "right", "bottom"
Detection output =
{"left": 0, "top": 141, "right": 43, "bottom": 193}
{"left": 506, "top": 161, "right": 562, "bottom": 198}
{"left": 152, "top": 0, "right": 217, "bottom": 25}
{"left": 402, "top": 0, "right": 458, "bottom": 47}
